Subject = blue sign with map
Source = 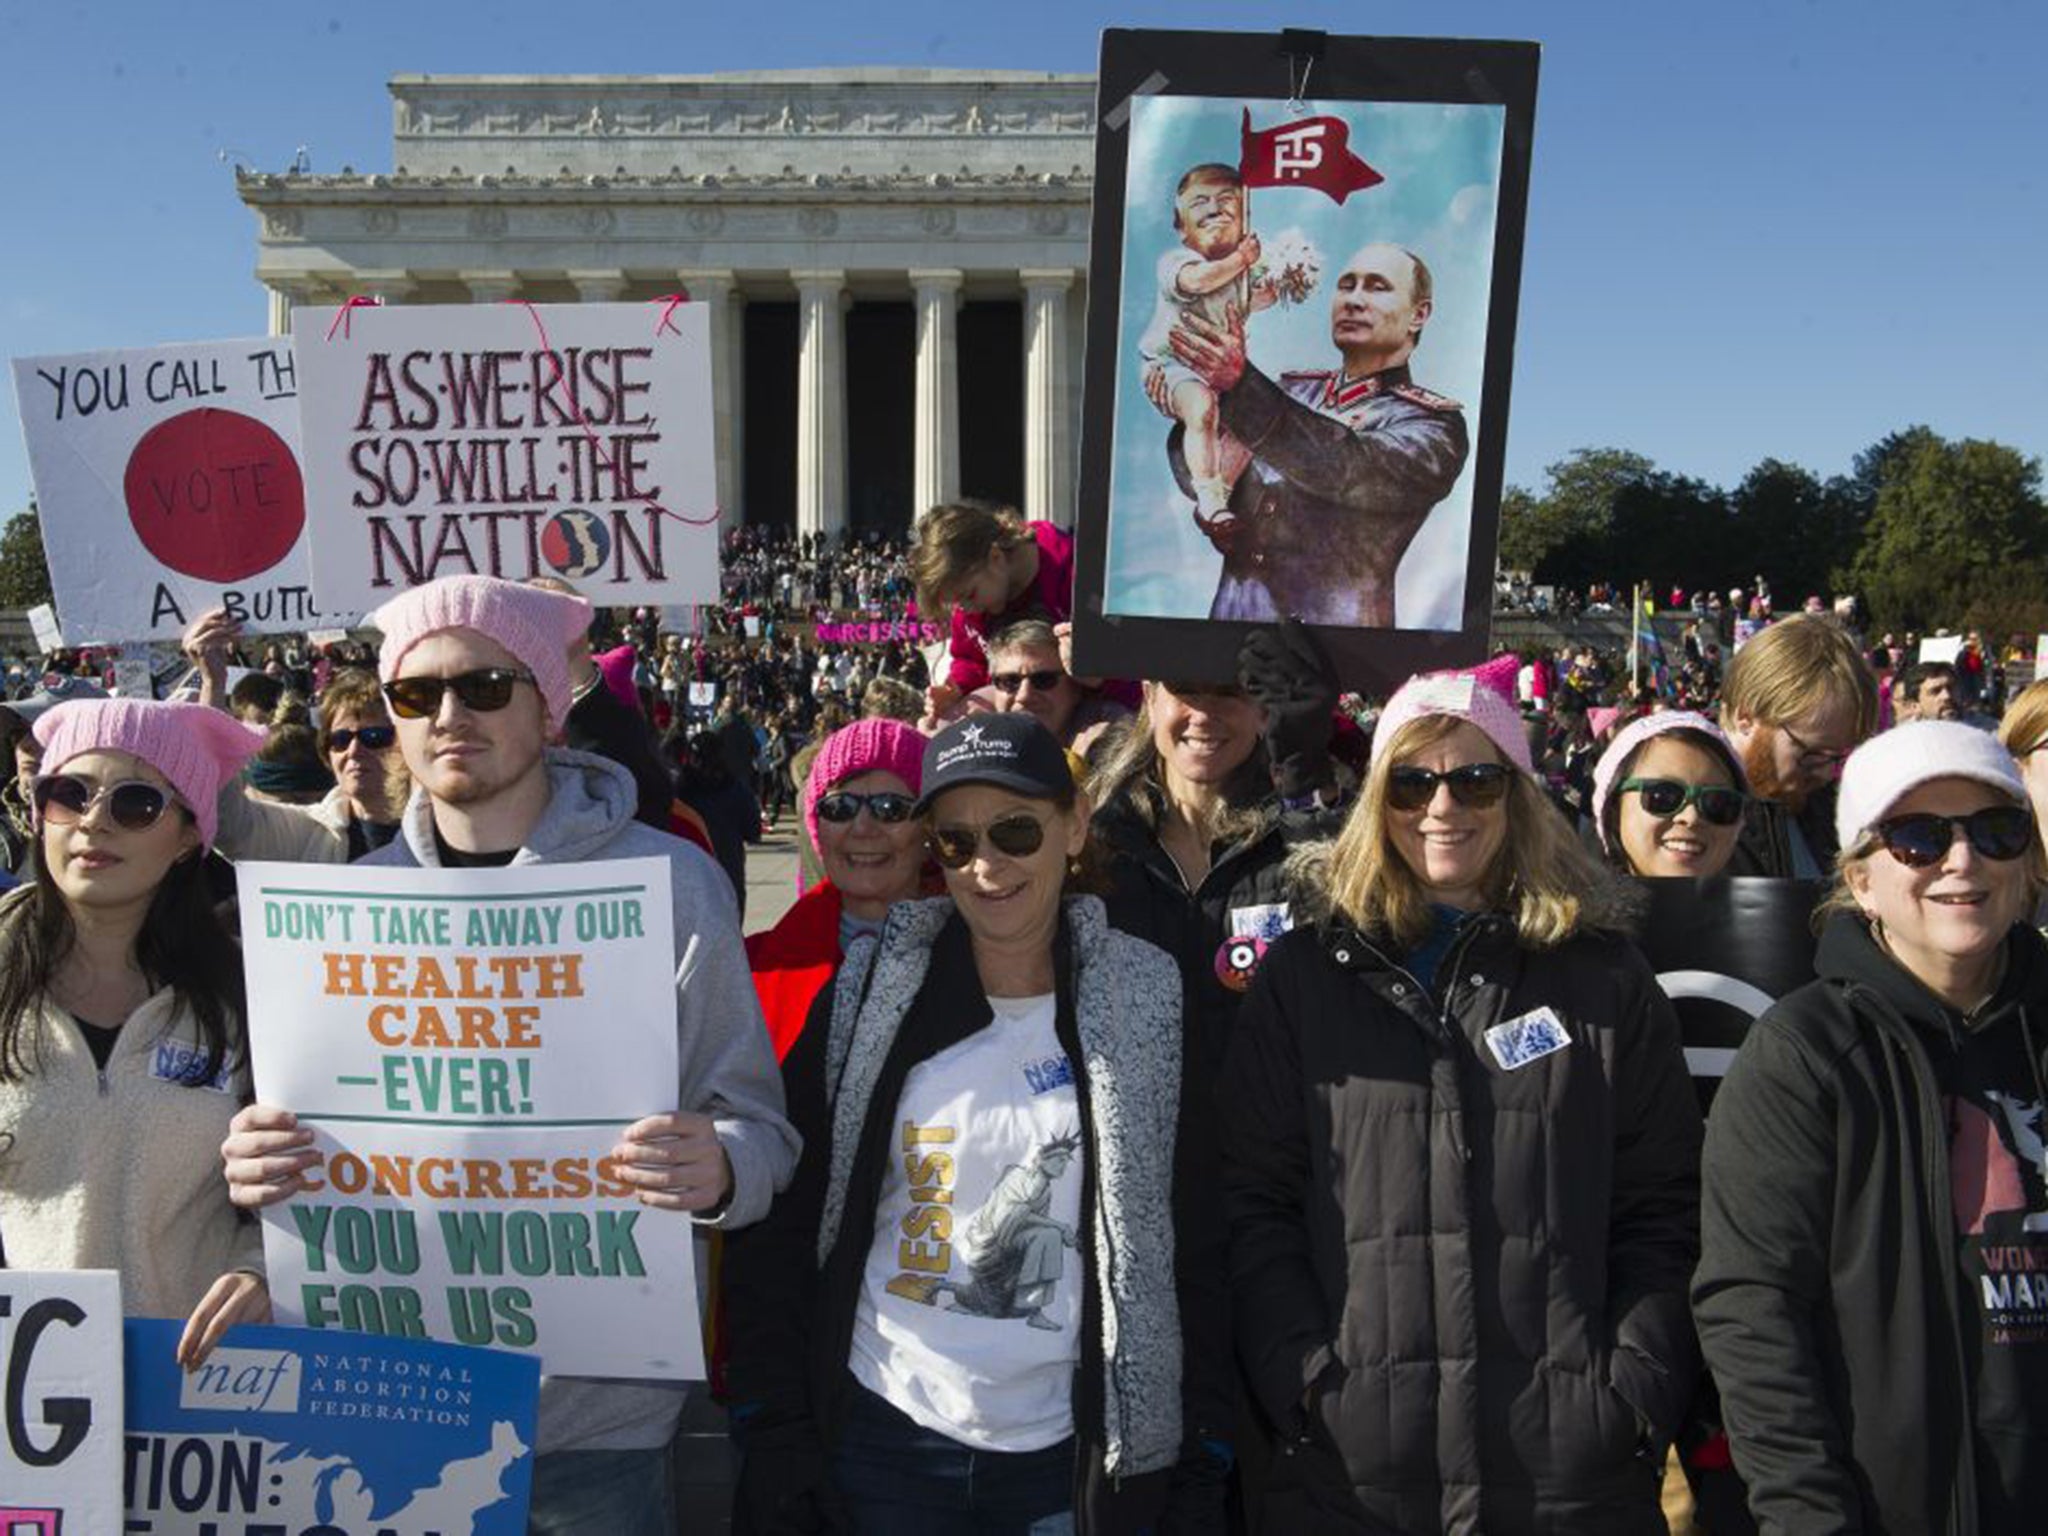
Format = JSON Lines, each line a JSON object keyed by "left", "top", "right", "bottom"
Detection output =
{"left": 122, "top": 1320, "right": 538, "bottom": 1535}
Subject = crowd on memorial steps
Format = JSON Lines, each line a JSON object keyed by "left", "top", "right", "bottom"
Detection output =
{"left": 5, "top": 503, "right": 2048, "bottom": 1535}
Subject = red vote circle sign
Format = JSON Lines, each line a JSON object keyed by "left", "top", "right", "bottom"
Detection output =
{"left": 122, "top": 408, "right": 306, "bottom": 582}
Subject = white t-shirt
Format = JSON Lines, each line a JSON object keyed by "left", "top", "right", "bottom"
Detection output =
{"left": 1138, "top": 246, "right": 1240, "bottom": 366}
{"left": 848, "top": 992, "right": 1086, "bottom": 1451}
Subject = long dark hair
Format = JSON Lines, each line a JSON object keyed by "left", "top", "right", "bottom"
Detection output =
{"left": 0, "top": 827, "right": 246, "bottom": 1085}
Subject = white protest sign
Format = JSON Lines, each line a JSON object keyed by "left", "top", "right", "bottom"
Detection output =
{"left": 237, "top": 857, "right": 702, "bottom": 1379}
{"left": 0, "top": 1270, "right": 124, "bottom": 1532}
{"left": 1918, "top": 634, "right": 1964, "bottom": 665}
{"left": 292, "top": 302, "right": 719, "bottom": 615}
{"left": 10, "top": 338, "right": 324, "bottom": 643}
{"left": 686, "top": 681, "right": 716, "bottom": 709}
{"left": 25, "top": 603, "right": 63, "bottom": 654}
{"left": 307, "top": 627, "right": 351, "bottom": 646}
{"left": 111, "top": 658, "right": 154, "bottom": 698}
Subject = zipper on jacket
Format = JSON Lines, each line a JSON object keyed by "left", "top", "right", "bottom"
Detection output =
{"left": 1342, "top": 926, "right": 1474, "bottom": 1163}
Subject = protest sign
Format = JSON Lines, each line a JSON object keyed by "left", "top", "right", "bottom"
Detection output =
{"left": 25, "top": 604, "right": 63, "bottom": 655}
{"left": 1072, "top": 29, "right": 1539, "bottom": 695}
{"left": 10, "top": 338, "right": 322, "bottom": 643}
{"left": 686, "top": 680, "right": 716, "bottom": 709}
{"left": 1919, "top": 634, "right": 1964, "bottom": 665}
{"left": 237, "top": 857, "right": 702, "bottom": 1378}
{"left": 112, "top": 657, "right": 155, "bottom": 699}
{"left": 1637, "top": 877, "right": 1822, "bottom": 1114}
{"left": 123, "top": 1318, "right": 538, "bottom": 1535}
{"left": 292, "top": 301, "right": 719, "bottom": 615}
{"left": 0, "top": 1270, "right": 123, "bottom": 1533}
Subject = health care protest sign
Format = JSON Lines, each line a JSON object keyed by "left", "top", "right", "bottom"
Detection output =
{"left": 291, "top": 300, "right": 720, "bottom": 615}
{"left": 123, "top": 1319, "right": 538, "bottom": 1535}
{"left": 237, "top": 857, "right": 705, "bottom": 1380}
{"left": 10, "top": 338, "right": 325, "bottom": 644}
{"left": 0, "top": 1270, "right": 123, "bottom": 1534}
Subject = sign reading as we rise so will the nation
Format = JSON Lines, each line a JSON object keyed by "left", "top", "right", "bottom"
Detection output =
{"left": 291, "top": 300, "right": 721, "bottom": 616}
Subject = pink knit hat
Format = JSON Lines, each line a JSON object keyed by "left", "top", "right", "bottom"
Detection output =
{"left": 804, "top": 718, "right": 927, "bottom": 852}
{"left": 370, "top": 576, "right": 592, "bottom": 731}
{"left": 1589, "top": 710, "right": 1746, "bottom": 852}
{"left": 1372, "top": 656, "right": 1535, "bottom": 774}
{"left": 33, "top": 699, "right": 264, "bottom": 849}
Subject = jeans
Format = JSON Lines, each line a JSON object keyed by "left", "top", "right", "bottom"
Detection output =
{"left": 527, "top": 1446, "right": 675, "bottom": 1535}
{"left": 832, "top": 1381, "right": 1075, "bottom": 1535}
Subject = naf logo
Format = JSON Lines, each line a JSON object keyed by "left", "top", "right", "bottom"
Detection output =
{"left": 179, "top": 1346, "right": 302, "bottom": 1413}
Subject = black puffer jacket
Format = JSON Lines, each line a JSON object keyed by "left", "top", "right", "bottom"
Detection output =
{"left": 1093, "top": 786, "right": 1330, "bottom": 1086}
{"left": 1694, "top": 915, "right": 2048, "bottom": 1534}
{"left": 1222, "top": 912, "right": 1702, "bottom": 1534}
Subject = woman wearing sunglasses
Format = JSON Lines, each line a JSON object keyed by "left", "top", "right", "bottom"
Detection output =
{"left": 1223, "top": 665, "right": 1701, "bottom": 1532}
{"left": 0, "top": 698, "right": 270, "bottom": 1364}
{"left": 726, "top": 712, "right": 1228, "bottom": 1534}
{"left": 186, "top": 610, "right": 409, "bottom": 864}
{"left": 1590, "top": 711, "right": 1750, "bottom": 880}
{"left": 1696, "top": 721, "right": 2048, "bottom": 1533}
{"left": 745, "top": 718, "right": 929, "bottom": 1061}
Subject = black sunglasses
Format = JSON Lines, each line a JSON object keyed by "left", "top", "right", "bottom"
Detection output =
{"left": 815, "top": 790, "right": 916, "bottom": 825}
{"left": 328, "top": 724, "right": 397, "bottom": 753}
{"left": 382, "top": 668, "right": 537, "bottom": 720}
{"left": 1387, "top": 762, "right": 1512, "bottom": 812}
{"left": 929, "top": 812, "right": 1049, "bottom": 869}
{"left": 990, "top": 669, "right": 1065, "bottom": 696}
{"left": 34, "top": 774, "right": 173, "bottom": 831}
{"left": 1871, "top": 805, "right": 2034, "bottom": 868}
{"left": 1618, "top": 777, "right": 1747, "bottom": 827}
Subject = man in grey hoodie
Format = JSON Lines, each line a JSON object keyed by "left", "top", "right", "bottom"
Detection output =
{"left": 222, "top": 574, "right": 797, "bottom": 1535}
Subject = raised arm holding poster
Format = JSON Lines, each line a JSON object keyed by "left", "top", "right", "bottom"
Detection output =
{"left": 123, "top": 1318, "right": 539, "bottom": 1535}
{"left": 291, "top": 300, "right": 719, "bottom": 614}
{"left": 236, "top": 856, "right": 704, "bottom": 1379}
{"left": 9, "top": 338, "right": 320, "bottom": 643}
{"left": 1071, "top": 30, "right": 1539, "bottom": 695}
{"left": 0, "top": 1270, "right": 123, "bottom": 1534}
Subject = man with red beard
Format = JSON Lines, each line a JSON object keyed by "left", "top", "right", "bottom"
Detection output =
{"left": 1718, "top": 615, "right": 1880, "bottom": 877}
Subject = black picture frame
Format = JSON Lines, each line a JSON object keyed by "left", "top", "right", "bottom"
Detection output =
{"left": 1071, "top": 28, "right": 1540, "bottom": 699}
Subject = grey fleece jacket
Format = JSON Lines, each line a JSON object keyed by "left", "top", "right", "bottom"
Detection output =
{"left": 362, "top": 746, "right": 799, "bottom": 1455}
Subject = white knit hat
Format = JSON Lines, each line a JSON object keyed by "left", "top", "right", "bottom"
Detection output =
{"left": 1834, "top": 720, "right": 2026, "bottom": 851}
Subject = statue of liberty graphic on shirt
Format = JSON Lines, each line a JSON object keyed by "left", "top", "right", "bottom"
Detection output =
{"left": 936, "top": 1130, "right": 1082, "bottom": 1330}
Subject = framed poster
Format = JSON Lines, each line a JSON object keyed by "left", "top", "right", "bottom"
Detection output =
{"left": 1072, "top": 29, "right": 1539, "bottom": 697}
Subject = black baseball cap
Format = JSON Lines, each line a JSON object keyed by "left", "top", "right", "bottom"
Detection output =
{"left": 915, "top": 713, "right": 1074, "bottom": 814}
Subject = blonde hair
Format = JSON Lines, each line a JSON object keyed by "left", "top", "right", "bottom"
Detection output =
{"left": 1326, "top": 715, "right": 1633, "bottom": 950}
{"left": 912, "top": 500, "right": 1028, "bottom": 617}
{"left": 1720, "top": 615, "right": 1878, "bottom": 737}
{"left": 1998, "top": 679, "right": 2048, "bottom": 760}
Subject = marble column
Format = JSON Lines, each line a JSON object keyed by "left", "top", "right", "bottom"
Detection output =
{"left": 793, "top": 269, "right": 848, "bottom": 542}
{"left": 568, "top": 269, "right": 628, "bottom": 303}
{"left": 263, "top": 277, "right": 310, "bottom": 337}
{"left": 460, "top": 270, "right": 520, "bottom": 304}
{"left": 1021, "top": 269, "right": 1077, "bottom": 527}
{"left": 678, "top": 270, "right": 744, "bottom": 529}
{"left": 911, "top": 269, "right": 963, "bottom": 520}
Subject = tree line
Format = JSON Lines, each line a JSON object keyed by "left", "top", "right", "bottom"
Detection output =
{"left": 1499, "top": 426, "right": 2048, "bottom": 637}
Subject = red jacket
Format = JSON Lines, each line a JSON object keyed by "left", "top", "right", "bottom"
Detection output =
{"left": 745, "top": 880, "right": 845, "bottom": 1062}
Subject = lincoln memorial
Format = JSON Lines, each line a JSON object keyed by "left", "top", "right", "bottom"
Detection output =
{"left": 237, "top": 69, "right": 1095, "bottom": 538}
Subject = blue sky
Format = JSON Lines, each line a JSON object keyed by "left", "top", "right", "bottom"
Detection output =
{"left": 3, "top": 0, "right": 2044, "bottom": 516}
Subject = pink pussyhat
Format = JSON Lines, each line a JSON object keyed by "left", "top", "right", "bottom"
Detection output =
{"left": 1372, "top": 656, "right": 1535, "bottom": 773}
{"left": 370, "top": 576, "right": 592, "bottom": 731}
{"left": 803, "top": 718, "right": 927, "bottom": 854}
{"left": 33, "top": 699, "right": 264, "bottom": 849}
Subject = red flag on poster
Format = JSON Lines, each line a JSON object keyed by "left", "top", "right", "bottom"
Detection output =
{"left": 1238, "top": 108, "right": 1384, "bottom": 203}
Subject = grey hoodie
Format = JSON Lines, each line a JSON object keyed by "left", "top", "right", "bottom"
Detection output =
{"left": 363, "top": 746, "right": 799, "bottom": 1455}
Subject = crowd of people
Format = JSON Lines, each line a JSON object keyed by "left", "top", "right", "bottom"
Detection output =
{"left": 1, "top": 503, "right": 2046, "bottom": 1535}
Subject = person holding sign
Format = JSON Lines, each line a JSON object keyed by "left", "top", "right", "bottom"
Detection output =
{"left": 0, "top": 697, "right": 270, "bottom": 1365}
{"left": 726, "top": 712, "right": 1230, "bottom": 1533}
{"left": 1222, "top": 665, "right": 1701, "bottom": 1532}
{"left": 1696, "top": 722, "right": 2048, "bottom": 1534}
{"left": 218, "top": 574, "right": 796, "bottom": 1536}
{"left": 183, "top": 608, "right": 410, "bottom": 863}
